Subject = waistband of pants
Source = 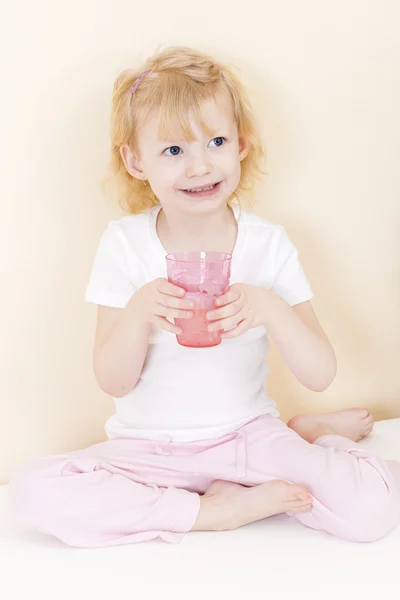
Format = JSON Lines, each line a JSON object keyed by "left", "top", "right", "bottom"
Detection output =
{"left": 151, "top": 414, "right": 271, "bottom": 479}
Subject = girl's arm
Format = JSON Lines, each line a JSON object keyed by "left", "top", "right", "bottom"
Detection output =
{"left": 92, "top": 278, "right": 194, "bottom": 397}
{"left": 93, "top": 298, "right": 151, "bottom": 398}
{"left": 262, "top": 293, "right": 337, "bottom": 392}
{"left": 207, "top": 286, "right": 337, "bottom": 393}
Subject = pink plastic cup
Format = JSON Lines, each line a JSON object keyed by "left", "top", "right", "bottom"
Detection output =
{"left": 166, "top": 251, "right": 232, "bottom": 348}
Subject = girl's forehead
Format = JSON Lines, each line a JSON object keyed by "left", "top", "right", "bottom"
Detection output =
{"left": 142, "top": 92, "right": 236, "bottom": 142}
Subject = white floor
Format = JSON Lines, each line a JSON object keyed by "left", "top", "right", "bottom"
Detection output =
{"left": 1, "top": 419, "right": 400, "bottom": 600}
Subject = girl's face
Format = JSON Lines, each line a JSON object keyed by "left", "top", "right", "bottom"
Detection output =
{"left": 121, "top": 90, "right": 249, "bottom": 216}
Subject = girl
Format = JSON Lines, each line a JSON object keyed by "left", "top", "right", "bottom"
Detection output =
{"left": 10, "top": 46, "right": 400, "bottom": 547}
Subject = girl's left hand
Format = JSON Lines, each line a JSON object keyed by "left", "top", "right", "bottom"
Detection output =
{"left": 206, "top": 284, "right": 270, "bottom": 339}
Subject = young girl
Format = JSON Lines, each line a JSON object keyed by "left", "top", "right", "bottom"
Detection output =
{"left": 10, "top": 46, "right": 400, "bottom": 548}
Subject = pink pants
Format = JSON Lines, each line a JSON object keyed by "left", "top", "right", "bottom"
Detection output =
{"left": 9, "top": 415, "right": 400, "bottom": 548}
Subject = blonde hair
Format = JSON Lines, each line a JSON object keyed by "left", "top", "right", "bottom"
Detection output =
{"left": 102, "top": 46, "right": 267, "bottom": 214}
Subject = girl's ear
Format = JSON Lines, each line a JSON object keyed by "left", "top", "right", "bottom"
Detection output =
{"left": 238, "top": 136, "right": 250, "bottom": 161}
{"left": 120, "top": 145, "right": 147, "bottom": 180}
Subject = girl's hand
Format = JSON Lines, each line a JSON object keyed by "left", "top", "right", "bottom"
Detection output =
{"left": 133, "top": 278, "right": 194, "bottom": 334}
{"left": 206, "top": 284, "right": 270, "bottom": 339}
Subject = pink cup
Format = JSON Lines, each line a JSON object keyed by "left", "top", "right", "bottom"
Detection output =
{"left": 166, "top": 251, "right": 232, "bottom": 348}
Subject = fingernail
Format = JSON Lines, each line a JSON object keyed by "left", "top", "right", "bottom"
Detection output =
{"left": 296, "top": 493, "right": 305, "bottom": 500}
{"left": 206, "top": 312, "right": 213, "bottom": 320}
{"left": 208, "top": 325, "right": 214, "bottom": 332}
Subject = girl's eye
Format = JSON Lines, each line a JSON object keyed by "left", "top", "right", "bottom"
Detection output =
{"left": 163, "top": 137, "right": 226, "bottom": 156}
{"left": 163, "top": 146, "right": 182, "bottom": 156}
{"left": 209, "top": 137, "right": 226, "bottom": 147}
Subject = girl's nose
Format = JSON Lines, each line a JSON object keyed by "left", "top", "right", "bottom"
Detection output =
{"left": 185, "top": 152, "right": 213, "bottom": 178}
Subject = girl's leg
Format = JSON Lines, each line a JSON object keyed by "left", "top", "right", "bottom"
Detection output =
{"left": 11, "top": 415, "right": 399, "bottom": 545}
{"left": 9, "top": 436, "right": 310, "bottom": 547}
{"left": 301, "top": 433, "right": 400, "bottom": 541}
{"left": 9, "top": 439, "right": 201, "bottom": 548}
{"left": 209, "top": 415, "right": 400, "bottom": 542}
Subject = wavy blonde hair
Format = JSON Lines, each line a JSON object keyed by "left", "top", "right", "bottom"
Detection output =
{"left": 102, "top": 46, "right": 267, "bottom": 214}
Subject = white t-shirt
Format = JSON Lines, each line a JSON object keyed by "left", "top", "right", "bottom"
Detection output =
{"left": 85, "top": 205, "right": 313, "bottom": 442}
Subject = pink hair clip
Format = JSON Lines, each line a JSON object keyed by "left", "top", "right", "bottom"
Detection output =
{"left": 129, "top": 69, "right": 151, "bottom": 93}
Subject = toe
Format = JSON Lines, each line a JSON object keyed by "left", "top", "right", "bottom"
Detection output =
{"left": 289, "top": 502, "right": 313, "bottom": 514}
{"left": 284, "top": 484, "right": 311, "bottom": 505}
{"left": 358, "top": 425, "right": 373, "bottom": 441}
{"left": 295, "top": 492, "right": 306, "bottom": 500}
{"left": 290, "top": 492, "right": 312, "bottom": 505}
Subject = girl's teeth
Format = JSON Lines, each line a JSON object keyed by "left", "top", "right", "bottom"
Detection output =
{"left": 188, "top": 184, "right": 216, "bottom": 192}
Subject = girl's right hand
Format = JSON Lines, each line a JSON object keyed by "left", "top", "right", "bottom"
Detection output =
{"left": 132, "top": 278, "right": 194, "bottom": 334}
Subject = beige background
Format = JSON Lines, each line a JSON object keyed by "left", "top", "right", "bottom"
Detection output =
{"left": 1, "top": 0, "right": 399, "bottom": 484}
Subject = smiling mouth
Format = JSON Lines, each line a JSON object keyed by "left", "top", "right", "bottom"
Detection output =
{"left": 181, "top": 182, "right": 221, "bottom": 194}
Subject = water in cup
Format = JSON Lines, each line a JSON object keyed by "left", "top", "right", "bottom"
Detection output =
{"left": 166, "top": 251, "right": 232, "bottom": 348}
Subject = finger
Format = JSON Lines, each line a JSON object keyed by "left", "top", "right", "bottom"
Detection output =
{"left": 215, "top": 289, "right": 240, "bottom": 307}
{"left": 206, "top": 300, "right": 242, "bottom": 322}
{"left": 159, "top": 293, "right": 195, "bottom": 311}
{"left": 152, "top": 315, "right": 182, "bottom": 335}
{"left": 207, "top": 309, "right": 246, "bottom": 333}
{"left": 156, "top": 304, "right": 193, "bottom": 320}
{"left": 156, "top": 278, "right": 185, "bottom": 298}
{"left": 220, "top": 319, "right": 248, "bottom": 339}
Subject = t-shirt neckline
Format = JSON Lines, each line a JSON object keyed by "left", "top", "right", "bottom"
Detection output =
{"left": 148, "top": 203, "right": 246, "bottom": 268}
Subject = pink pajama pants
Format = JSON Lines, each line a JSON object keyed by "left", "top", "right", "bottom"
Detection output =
{"left": 9, "top": 415, "right": 400, "bottom": 547}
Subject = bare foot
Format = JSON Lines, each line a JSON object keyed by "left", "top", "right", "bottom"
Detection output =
{"left": 287, "top": 408, "right": 374, "bottom": 444}
{"left": 191, "top": 479, "right": 312, "bottom": 532}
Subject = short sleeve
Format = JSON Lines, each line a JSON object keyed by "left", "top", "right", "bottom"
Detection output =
{"left": 85, "top": 221, "right": 137, "bottom": 308}
{"left": 270, "top": 226, "right": 313, "bottom": 306}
